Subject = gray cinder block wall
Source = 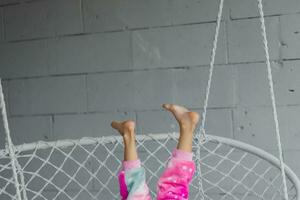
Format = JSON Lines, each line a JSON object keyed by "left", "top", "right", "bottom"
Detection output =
{"left": 0, "top": 0, "right": 299, "bottom": 185}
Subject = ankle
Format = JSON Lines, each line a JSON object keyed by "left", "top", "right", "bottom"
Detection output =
{"left": 123, "top": 131, "right": 135, "bottom": 142}
{"left": 180, "top": 124, "right": 196, "bottom": 134}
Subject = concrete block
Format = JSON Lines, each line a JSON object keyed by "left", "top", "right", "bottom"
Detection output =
{"left": 136, "top": 109, "right": 178, "bottom": 134}
{"left": 169, "top": 0, "right": 229, "bottom": 25}
{"left": 0, "top": 0, "right": 24, "bottom": 6}
{"left": 236, "top": 62, "right": 300, "bottom": 107}
{"left": 284, "top": 150, "right": 300, "bottom": 180}
{"left": 0, "top": 40, "right": 48, "bottom": 78}
{"left": 233, "top": 106, "right": 300, "bottom": 151}
{"left": 96, "top": 67, "right": 234, "bottom": 111}
{"left": 275, "top": 61, "right": 300, "bottom": 105}
{"left": 233, "top": 106, "right": 278, "bottom": 151}
{"left": 132, "top": 69, "right": 175, "bottom": 110}
{"left": 82, "top": 0, "right": 129, "bottom": 32}
{"left": 132, "top": 23, "right": 227, "bottom": 69}
{"left": 87, "top": 69, "right": 176, "bottom": 112}
{"left": 87, "top": 72, "right": 135, "bottom": 112}
{"left": 53, "top": 111, "right": 135, "bottom": 140}
{"left": 83, "top": 0, "right": 228, "bottom": 32}
{"left": 229, "top": 0, "right": 300, "bottom": 19}
{"left": 173, "top": 66, "right": 235, "bottom": 108}
{"left": 136, "top": 108, "right": 233, "bottom": 138}
{"left": 8, "top": 75, "right": 87, "bottom": 115}
{"left": 9, "top": 116, "right": 52, "bottom": 145}
{"left": 4, "top": 0, "right": 82, "bottom": 41}
{"left": 88, "top": 63, "right": 235, "bottom": 112}
{"left": 47, "top": 32, "right": 131, "bottom": 75}
{"left": 281, "top": 14, "right": 300, "bottom": 59}
{"left": 277, "top": 106, "right": 300, "bottom": 151}
{"left": 205, "top": 109, "right": 233, "bottom": 138}
{"left": 0, "top": 8, "right": 3, "bottom": 41}
{"left": 228, "top": 17, "right": 280, "bottom": 63}
{"left": 235, "top": 63, "right": 274, "bottom": 107}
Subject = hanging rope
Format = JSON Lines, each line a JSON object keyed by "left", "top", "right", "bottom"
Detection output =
{"left": 257, "top": 0, "right": 289, "bottom": 199}
{"left": 0, "top": 80, "right": 24, "bottom": 200}
{"left": 199, "top": 0, "right": 225, "bottom": 141}
{"left": 195, "top": 0, "right": 225, "bottom": 197}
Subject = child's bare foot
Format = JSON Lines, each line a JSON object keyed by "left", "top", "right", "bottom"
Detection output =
{"left": 111, "top": 120, "right": 136, "bottom": 139}
{"left": 162, "top": 104, "right": 200, "bottom": 132}
{"left": 111, "top": 120, "right": 138, "bottom": 161}
{"left": 163, "top": 104, "right": 200, "bottom": 152}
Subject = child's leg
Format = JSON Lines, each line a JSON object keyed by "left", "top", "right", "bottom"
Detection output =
{"left": 111, "top": 120, "right": 138, "bottom": 161}
{"left": 157, "top": 104, "right": 199, "bottom": 200}
{"left": 111, "top": 120, "right": 151, "bottom": 200}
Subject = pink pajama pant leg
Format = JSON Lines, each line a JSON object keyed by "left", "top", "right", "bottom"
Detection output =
{"left": 118, "top": 159, "right": 152, "bottom": 200}
{"left": 157, "top": 149, "right": 196, "bottom": 200}
{"left": 118, "top": 149, "right": 195, "bottom": 200}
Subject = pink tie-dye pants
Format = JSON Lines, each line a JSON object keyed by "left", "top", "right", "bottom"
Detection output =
{"left": 118, "top": 149, "right": 195, "bottom": 200}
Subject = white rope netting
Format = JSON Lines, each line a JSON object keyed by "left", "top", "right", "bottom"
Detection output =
{"left": 1, "top": 0, "right": 300, "bottom": 199}
{"left": 0, "top": 134, "right": 299, "bottom": 200}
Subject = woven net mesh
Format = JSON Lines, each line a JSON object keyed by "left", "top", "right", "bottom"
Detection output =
{"left": 0, "top": 133, "right": 298, "bottom": 200}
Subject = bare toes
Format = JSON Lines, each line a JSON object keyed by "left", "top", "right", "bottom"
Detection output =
{"left": 162, "top": 103, "right": 188, "bottom": 113}
{"left": 111, "top": 120, "right": 135, "bottom": 136}
{"left": 163, "top": 103, "right": 200, "bottom": 129}
{"left": 111, "top": 121, "right": 121, "bottom": 130}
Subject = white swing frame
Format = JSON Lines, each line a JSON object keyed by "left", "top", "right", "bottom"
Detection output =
{"left": 1, "top": 133, "right": 299, "bottom": 199}
{"left": 4, "top": 133, "right": 300, "bottom": 195}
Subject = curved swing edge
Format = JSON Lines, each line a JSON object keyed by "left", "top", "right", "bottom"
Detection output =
{"left": 0, "top": 132, "right": 300, "bottom": 200}
{"left": 0, "top": 132, "right": 299, "bottom": 200}
{"left": 206, "top": 135, "right": 300, "bottom": 200}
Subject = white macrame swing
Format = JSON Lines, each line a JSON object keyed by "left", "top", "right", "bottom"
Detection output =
{"left": 1, "top": 0, "right": 300, "bottom": 199}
